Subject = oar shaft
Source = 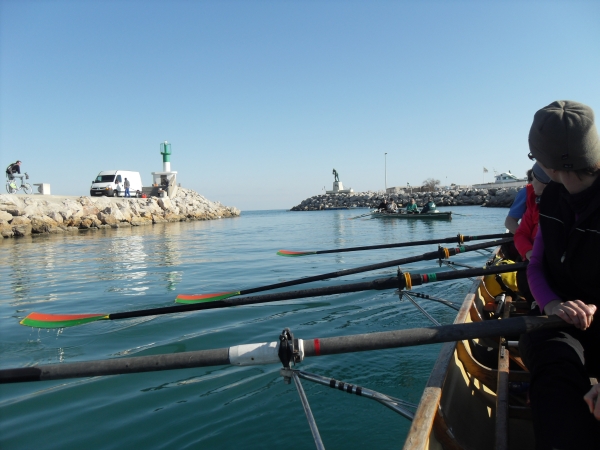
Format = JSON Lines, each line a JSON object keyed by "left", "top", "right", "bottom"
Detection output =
{"left": 116, "top": 261, "right": 527, "bottom": 318}
{"left": 0, "top": 316, "right": 565, "bottom": 384}
{"left": 314, "top": 233, "right": 509, "bottom": 255}
{"left": 242, "top": 238, "right": 510, "bottom": 296}
{"left": 0, "top": 348, "right": 230, "bottom": 383}
{"left": 302, "top": 315, "right": 565, "bottom": 357}
{"left": 53, "top": 254, "right": 522, "bottom": 324}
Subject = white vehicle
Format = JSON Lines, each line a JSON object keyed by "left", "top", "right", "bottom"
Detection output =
{"left": 90, "top": 170, "right": 143, "bottom": 197}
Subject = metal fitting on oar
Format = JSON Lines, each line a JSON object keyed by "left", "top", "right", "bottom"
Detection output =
{"left": 457, "top": 234, "right": 465, "bottom": 244}
{"left": 278, "top": 328, "right": 305, "bottom": 384}
{"left": 397, "top": 267, "right": 412, "bottom": 291}
{"left": 437, "top": 245, "right": 451, "bottom": 266}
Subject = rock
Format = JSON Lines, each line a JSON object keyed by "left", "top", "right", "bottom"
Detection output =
{"left": 45, "top": 210, "right": 64, "bottom": 224}
{"left": 79, "top": 215, "right": 102, "bottom": 229}
{"left": 30, "top": 215, "right": 59, "bottom": 233}
{"left": 12, "top": 223, "right": 32, "bottom": 237}
{"left": 11, "top": 216, "right": 31, "bottom": 226}
{"left": 152, "top": 214, "right": 168, "bottom": 224}
{"left": 0, "top": 195, "right": 24, "bottom": 214}
{"left": 0, "top": 222, "right": 14, "bottom": 237}
{"left": 130, "top": 216, "right": 151, "bottom": 226}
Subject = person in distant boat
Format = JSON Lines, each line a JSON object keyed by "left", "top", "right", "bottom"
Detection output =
{"left": 123, "top": 177, "right": 131, "bottom": 197}
{"left": 376, "top": 199, "right": 388, "bottom": 211}
{"left": 420, "top": 197, "right": 436, "bottom": 214}
{"left": 5, "top": 160, "right": 21, "bottom": 180}
{"left": 406, "top": 198, "right": 418, "bottom": 213}
{"left": 387, "top": 200, "right": 398, "bottom": 213}
{"left": 519, "top": 100, "right": 600, "bottom": 449}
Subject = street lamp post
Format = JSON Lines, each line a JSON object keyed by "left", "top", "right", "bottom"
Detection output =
{"left": 384, "top": 152, "right": 388, "bottom": 192}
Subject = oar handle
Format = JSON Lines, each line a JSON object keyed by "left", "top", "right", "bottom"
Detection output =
{"left": 301, "top": 315, "right": 566, "bottom": 357}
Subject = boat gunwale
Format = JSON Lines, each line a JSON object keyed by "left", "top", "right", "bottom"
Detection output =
{"left": 370, "top": 211, "right": 452, "bottom": 220}
{"left": 402, "top": 269, "right": 484, "bottom": 449}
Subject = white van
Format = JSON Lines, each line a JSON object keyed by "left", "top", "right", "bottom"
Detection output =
{"left": 90, "top": 170, "right": 143, "bottom": 197}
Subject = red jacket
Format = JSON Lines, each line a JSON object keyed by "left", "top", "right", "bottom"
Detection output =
{"left": 514, "top": 184, "right": 538, "bottom": 259}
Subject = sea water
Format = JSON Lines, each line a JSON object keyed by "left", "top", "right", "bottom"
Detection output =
{"left": 0, "top": 206, "right": 507, "bottom": 449}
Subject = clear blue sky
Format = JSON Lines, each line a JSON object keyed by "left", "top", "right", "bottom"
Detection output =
{"left": 1, "top": 0, "right": 599, "bottom": 210}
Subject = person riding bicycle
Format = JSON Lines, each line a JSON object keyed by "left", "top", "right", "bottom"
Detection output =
{"left": 6, "top": 161, "right": 21, "bottom": 180}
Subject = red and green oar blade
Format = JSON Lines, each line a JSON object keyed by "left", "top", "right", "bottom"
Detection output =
{"left": 175, "top": 291, "right": 240, "bottom": 304}
{"left": 276, "top": 250, "right": 317, "bottom": 257}
{"left": 20, "top": 312, "right": 109, "bottom": 329}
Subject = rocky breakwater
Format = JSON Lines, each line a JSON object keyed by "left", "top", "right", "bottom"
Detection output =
{"left": 290, "top": 187, "right": 522, "bottom": 211}
{"left": 0, "top": 188, "right": 240, "bottom": 239}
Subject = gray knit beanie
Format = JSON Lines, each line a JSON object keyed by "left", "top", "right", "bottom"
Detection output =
{"left": 528, "top": 101, "right": 600, "bottom": 170}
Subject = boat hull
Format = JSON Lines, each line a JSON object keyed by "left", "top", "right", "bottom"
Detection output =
{"left": 403, "top": 253, "right": 534, "bottom": 449}
{"left": 371, "top": 212, "right": 452, "bottom": 220}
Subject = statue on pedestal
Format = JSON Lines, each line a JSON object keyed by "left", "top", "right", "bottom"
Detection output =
{"left": 325, "top": 168, "right": 353, "bottom": 194}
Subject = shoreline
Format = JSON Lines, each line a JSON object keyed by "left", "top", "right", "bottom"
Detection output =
{"left": 0, "top": 188, "right": 240, "bottom": 239}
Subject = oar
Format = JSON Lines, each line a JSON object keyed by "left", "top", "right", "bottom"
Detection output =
{"left": 276, "top": 232, "right": 509, "bottom": 257}
{"left": 347, "top": 211, "right": 373, "bottom": 220}
{"left": 19, "top": 260, "right": 525, "bottom": 329}
{"left": 2, "top": 315, "right": 565, "bottom": 383}
{"left": 176, "top": 238, "right": 509, "bottom": 304}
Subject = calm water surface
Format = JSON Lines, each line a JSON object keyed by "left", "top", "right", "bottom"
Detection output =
{"left": 0, "top": 206, "right": 507, "bottom": 449}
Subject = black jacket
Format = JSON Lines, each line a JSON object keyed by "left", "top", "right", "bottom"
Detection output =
{"left": 6, "top": 163, "right": 20, "bottom": 175}
{"left": 538, "top": 178, "right": 600, "bottom": 305}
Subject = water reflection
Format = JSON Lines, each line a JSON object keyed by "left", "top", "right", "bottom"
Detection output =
{"left": 332, "top": 212, "right": 347, "bottom": 265}
{"left": 156, "top": 226, "right": 182, "bottom": 291}
{"left": 4, "top": 243, "right": 32, "bottom": 303}
{"left": 102, "top": 234, "right": 149, "bottom": 295}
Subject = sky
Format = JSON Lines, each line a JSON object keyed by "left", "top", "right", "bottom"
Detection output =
{"left": 1, "top": 0, "right": 599, "bottom": 210}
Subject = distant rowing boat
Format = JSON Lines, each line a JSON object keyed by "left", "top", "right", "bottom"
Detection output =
{"left": 371, "top": 211, "right": 452, "bottom": 220}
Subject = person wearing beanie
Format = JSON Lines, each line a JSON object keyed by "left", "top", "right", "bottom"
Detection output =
{"left": 520, "top": 100, "right": 600, "bottom": 449}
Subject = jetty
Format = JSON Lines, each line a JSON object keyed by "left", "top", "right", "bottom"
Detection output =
{"left": 0, "top": 188, "right": 240, "bottom": 239}
{"left": 291, "top": 187, "right": 522, "bottom": 211}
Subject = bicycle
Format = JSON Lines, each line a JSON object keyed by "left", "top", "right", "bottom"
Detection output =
{"left": 6, "top": 173, "right": 33, "bottom": 194}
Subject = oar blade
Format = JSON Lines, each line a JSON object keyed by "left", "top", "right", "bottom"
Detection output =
{"left": 175, "top": 291, "right": 240, "bottom": 304}
{"left": 20, "top": 312, "right": 109, "bottom": 329}
{"left": 276, "top": 250, "right": 317, "bottom": 257}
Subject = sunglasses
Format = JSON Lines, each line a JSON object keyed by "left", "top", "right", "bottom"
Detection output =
{"left": 528, "top": 152, "right": 536, "bottom": 161}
